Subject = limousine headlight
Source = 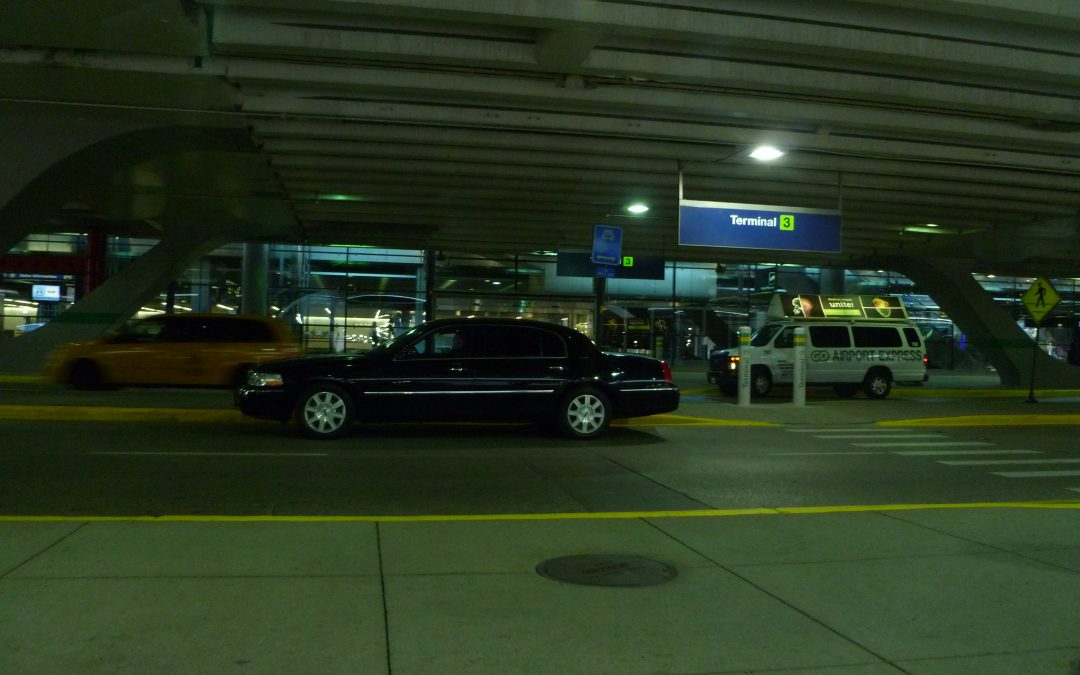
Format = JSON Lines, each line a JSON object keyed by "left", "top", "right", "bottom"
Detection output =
{"left": 247, "top": 371, "right": 284, "bottom": 387}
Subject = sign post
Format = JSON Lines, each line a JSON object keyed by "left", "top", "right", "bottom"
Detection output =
{"left": 1021, "top": 277, "right": 1061, "bottom": 403}
{"left": 737, "top": 325, "right": 752, "bottom": 407}
{"left": 793, "top": 327, "right": 807, "bottom": 406}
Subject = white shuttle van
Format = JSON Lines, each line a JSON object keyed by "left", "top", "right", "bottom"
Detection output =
{"left": 708, "top": 294, "right": 928, "bottom": 399}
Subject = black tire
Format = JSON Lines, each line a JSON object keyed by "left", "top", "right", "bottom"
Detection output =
{"left": 862, "top": 369, "right": 892, "bottom": 399}
{"left": 834, "top": 383, "right": 860, "bottom": 398}
{"left": 556, "top": 386, "right": 611, "bottom": 439}
{"left": 69, "top": 360, "right": 105, "bottom": 390}
{"left": 750, "top": 366, "right": 773, "bottom": 398}
{"left": 296, "top": 383, "right": 355, "bottom": 439}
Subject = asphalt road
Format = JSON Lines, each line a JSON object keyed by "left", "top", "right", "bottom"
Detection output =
{"left": 3, "top": 410, "right": 1078, "bottom": 517}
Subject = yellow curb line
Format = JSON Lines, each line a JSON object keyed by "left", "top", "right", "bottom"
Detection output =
{"left": 2, "top": 501, "right": 1078, "bottom": 523}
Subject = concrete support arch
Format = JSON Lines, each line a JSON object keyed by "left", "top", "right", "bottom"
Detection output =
{"left": 894, "top": 256, "right": 1080, "bottom": 388}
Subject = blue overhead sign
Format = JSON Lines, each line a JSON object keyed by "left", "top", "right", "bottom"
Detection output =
{"left": 591, "top": 224, "right": 623, "bottom": 265}
{"left": 678, "top": 200, "right": 842, "bottom": 253}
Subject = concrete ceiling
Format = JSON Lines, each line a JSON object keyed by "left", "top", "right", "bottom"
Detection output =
{"left": 2, "top": 0, "right": 1080, "bottom": 274}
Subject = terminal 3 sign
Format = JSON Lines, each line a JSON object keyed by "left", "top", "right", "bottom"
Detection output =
{"left": 678, "top": 200, "right": 843, "bottom": 253}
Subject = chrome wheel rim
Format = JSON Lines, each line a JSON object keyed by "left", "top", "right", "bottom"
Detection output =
{"left": 302, "top": 391, "right": 347, "bottom": 434}
{"left": 870, "top": 378, "right": 888, "bottom": 396}
{"left": 566, "top": 394, "right": 606, "bottom": 435}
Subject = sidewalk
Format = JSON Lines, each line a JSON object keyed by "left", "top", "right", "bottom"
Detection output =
{"left": 4, "top": 507, "right": 1080, "bottom": 674}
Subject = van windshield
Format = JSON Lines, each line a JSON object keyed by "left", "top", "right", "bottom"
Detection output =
{"left": 751, "top": 324, "right": 783, "bottom": 347}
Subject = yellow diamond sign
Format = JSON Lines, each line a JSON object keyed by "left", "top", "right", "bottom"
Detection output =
{"left": 1021, "top": 276, "right": 1060, "bottom": 324}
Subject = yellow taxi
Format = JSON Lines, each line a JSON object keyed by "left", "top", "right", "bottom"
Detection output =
{"left": 45, "top": 313, "right": 300, "bottom": 389}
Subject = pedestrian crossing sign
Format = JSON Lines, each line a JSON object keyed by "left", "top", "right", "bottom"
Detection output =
{"left": 1021, "top": 276, "right": 1060, "bottom": 324}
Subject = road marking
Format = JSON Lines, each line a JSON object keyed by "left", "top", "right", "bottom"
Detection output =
{"left": 991, "top": 470, "right": 1080, "bottom": 478}
{"left": 938, "top": 458, "right": 1080, "bottom": 466}
{"left": 90, "top": 451, "right": 329, "bottom": 457}
{"left": 785, "top": 428, "right": 918, "bottom": 433}
{"left": 2, "top": 500, "right": 1079, "bottom": 523}
{"left": 812, "top": 434, "right": 945, "bottom": 440}
{"left": 853, "top": 441, "right": 994, "bottom": 447}
{"left": 771, "top": 451, "right": 889, "bottom": 456}
{"left": 878, "top": 415, "right": 1080, "bottom": 427}
{"left": 1068, "top": 488, "right": 1080, "bottom": 494}
{"left": 895, "top": 449, "right": 1040, "bottom": 456}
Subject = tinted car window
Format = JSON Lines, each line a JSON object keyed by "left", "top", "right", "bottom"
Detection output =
{"left": 476, "top": 326, "right": 566, "bottom": 358}
{"left": 809, "top": 325, "right": 851, "bottom": 348}
{"left": 773, "top": 326, "right": 796, "bottom": 349}
{"left": 404, "top": 326, "right": 471, "bottom": 358}
{"left": 903, "top": 327, "right": 922, "bottom": 347}
{"left": 852, "top": 326, "right": 903, "bottom": 348}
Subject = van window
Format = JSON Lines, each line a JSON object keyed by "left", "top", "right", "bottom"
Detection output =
{"left": 903, "top": 327, "right": 922, "bottom": 347}
{"left": 751, "top": 324, "right": 782, "bottom": 347}
{"left": 773, "top": 326, "right": 796, "bottom": 349}
{"left": 809, "top": 326, "right": 850, "bottom": 348}
{"left": 852, "top": 326, "right": 903, "bottom": 348}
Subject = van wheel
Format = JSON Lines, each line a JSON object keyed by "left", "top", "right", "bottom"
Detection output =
{"left": 750, "top": 366, "right": 773, "bottom": 398}
{"left": 296, "top": 384, "right": 354, "bottom": 439}
{"left": 834, "top": 383, "right": 859, "bottom": 398}
{"left": 863, "top": 369, "right": 892, "bottom": 399}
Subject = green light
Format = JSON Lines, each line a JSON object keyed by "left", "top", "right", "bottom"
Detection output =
{"left": 622, "top": 256, "right": 634, "bottom": 267}
{"left": 318, "top": 194, "right": 363, "bottom": 202}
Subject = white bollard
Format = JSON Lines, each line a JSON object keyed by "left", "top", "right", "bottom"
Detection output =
{"left": 737, "top": 325, "right": 752, "bottom": 407}
{"left": 793, "top": 326, "right": 807, "bottom": 407}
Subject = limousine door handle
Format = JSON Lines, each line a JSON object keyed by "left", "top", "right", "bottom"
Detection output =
{"left": 547, "top": 365, "right": 566, "bottom": 373}
{"left": 448, "top": 365, "right": 467, "bottom": 373}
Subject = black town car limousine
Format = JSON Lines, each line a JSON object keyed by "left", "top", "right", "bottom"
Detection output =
{"left": 236, "top": 317, "right": 680, "bottom": 439}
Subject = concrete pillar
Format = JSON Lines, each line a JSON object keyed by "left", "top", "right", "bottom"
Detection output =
{"left": 241, "top": 242, "right": 269, "bottom": 316}
{"left": 820, "top": 267, "right": 846, "bottom": 294}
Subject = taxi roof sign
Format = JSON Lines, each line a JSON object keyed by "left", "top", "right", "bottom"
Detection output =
{"left": 1022, "top": 277, "right": 1060, "bottom": 324}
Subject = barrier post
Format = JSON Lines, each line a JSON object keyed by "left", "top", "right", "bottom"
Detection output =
{"left": 793, "top": 326, "right": 807, "bottom": 406}
{"left": 737, "top": 325, "right": 752, "bottom": 407}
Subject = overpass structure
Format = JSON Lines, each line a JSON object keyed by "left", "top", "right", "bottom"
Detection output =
{"left": 1, "top": 0, "right": 1079, "bottom": 384}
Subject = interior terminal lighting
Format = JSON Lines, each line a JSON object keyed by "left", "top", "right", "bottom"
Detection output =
{"left": 749, "top": 145, "right": 785, "bottom": 161}
{"left": 626, "top": 203, "right": 650, "bottom": 214}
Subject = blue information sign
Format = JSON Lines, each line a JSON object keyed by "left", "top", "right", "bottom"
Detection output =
{"left": 678, "top": 200, "right": 842, "bottom": 253}
{"left": 591, "top": 224, "right": 623, "bottom": 265}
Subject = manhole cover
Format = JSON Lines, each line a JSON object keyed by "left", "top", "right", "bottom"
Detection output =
{"left": 536, "top": 554, "right": 677, "bottom": 587}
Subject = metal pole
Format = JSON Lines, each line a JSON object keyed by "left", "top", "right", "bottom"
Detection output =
{"left": 793, "top": 326, "right": 807, "bottom": 406}
{"left": 738, "top": 325, "right": 752, "bottom": 406}
{"left": 1026, "top": 324, "right": 1039, "bottom": 403}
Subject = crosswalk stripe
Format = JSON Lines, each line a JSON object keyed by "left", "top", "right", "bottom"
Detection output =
{"left": 853, "top": 441, "right": 993, "bottom": 447}
{"left": 992, "top": 470, "right": 1080, "bottom": 478}
{"left": 813, "top": 434, "right": 945, "bottom": 440}
{"left": 1068, "top": 487, "right": 1080, "bottom": 494}
{"left": 938, "top": 458, "right": 1080, "bottom": 466}
{"left": 894, "top": 449, "right": 1040, "bottom": 456}
{"left": 785, "top": 428, "right": 918, "bottom": 433}
{"left": 771, "top": 451, "right": 890, "bottom": 456}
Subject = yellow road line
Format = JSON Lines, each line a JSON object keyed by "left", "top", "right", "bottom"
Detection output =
{"left": 879, "top": 414, "right": 1080, "bottom": 427}
{"left": 2, "top": 501, "right": 1077, "bottom": 523}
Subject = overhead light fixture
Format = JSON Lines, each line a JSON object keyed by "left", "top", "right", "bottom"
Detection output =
{"left": 626, "top": 203, "right": 650, "bottom": 214}
{"left": 925, "top": 222, "right": 939, "bottom": 228}
{"left": 749, "top": 145, "right": 785, "bottom": 161}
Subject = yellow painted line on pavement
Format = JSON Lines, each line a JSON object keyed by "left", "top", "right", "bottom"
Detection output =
{"left": 0, "top": 404, "right": 245, "bottom": 423}
{"left": 0, "top": 374, "right": 44, "bottom": 383}
{"left": 879, "top": 414, "right": 1080, "bottom": 427}
{"left": 2, "top": 501, "right": 1078, "bottom": 523}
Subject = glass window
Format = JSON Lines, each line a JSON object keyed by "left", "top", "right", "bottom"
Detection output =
{"left": 903, "top": 327, "right": 922, "bottom": 347}
{"left": 751, "top": 324, "right": 782, "bottom": 347}
{"left": 773, "top": 326, "right": 796, "bottom": 349}
{"left": 852, "top": 326, "right": 903, "bottom": 348}
{"left": 809, "top": 326, "right": 851, "bottom": 348}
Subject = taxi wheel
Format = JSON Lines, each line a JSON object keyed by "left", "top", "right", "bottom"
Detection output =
{"left": 863, "top": 369, "right": 892, "bottom": 399}
{"left": 557, "top": 387, "right": 611, "bottom": 439}
{"left": 69, "top": 360, "right": 106, "bottom": 390}
{"left": 296, "top": 384, "right": 355, "bottom": 439}
{"left": 750, "top": 366, "right": 773, "bottom": 398}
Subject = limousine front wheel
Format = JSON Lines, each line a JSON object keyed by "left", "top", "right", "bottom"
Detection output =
{"left": 297, "top": 384, "right": 355, "bottom": 439}
{"left": 558, "top": 387, "right": 611, "bottom": 439}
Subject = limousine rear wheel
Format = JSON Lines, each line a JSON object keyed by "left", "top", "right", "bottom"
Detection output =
{"left": 297, "top": 384, "right": 355, "bottom": 439}
{"left": 863, "top": 368, "right": 892, "bottom": 400}
{"left": 558, "top": 387, "right": 611, "bottom": 439}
